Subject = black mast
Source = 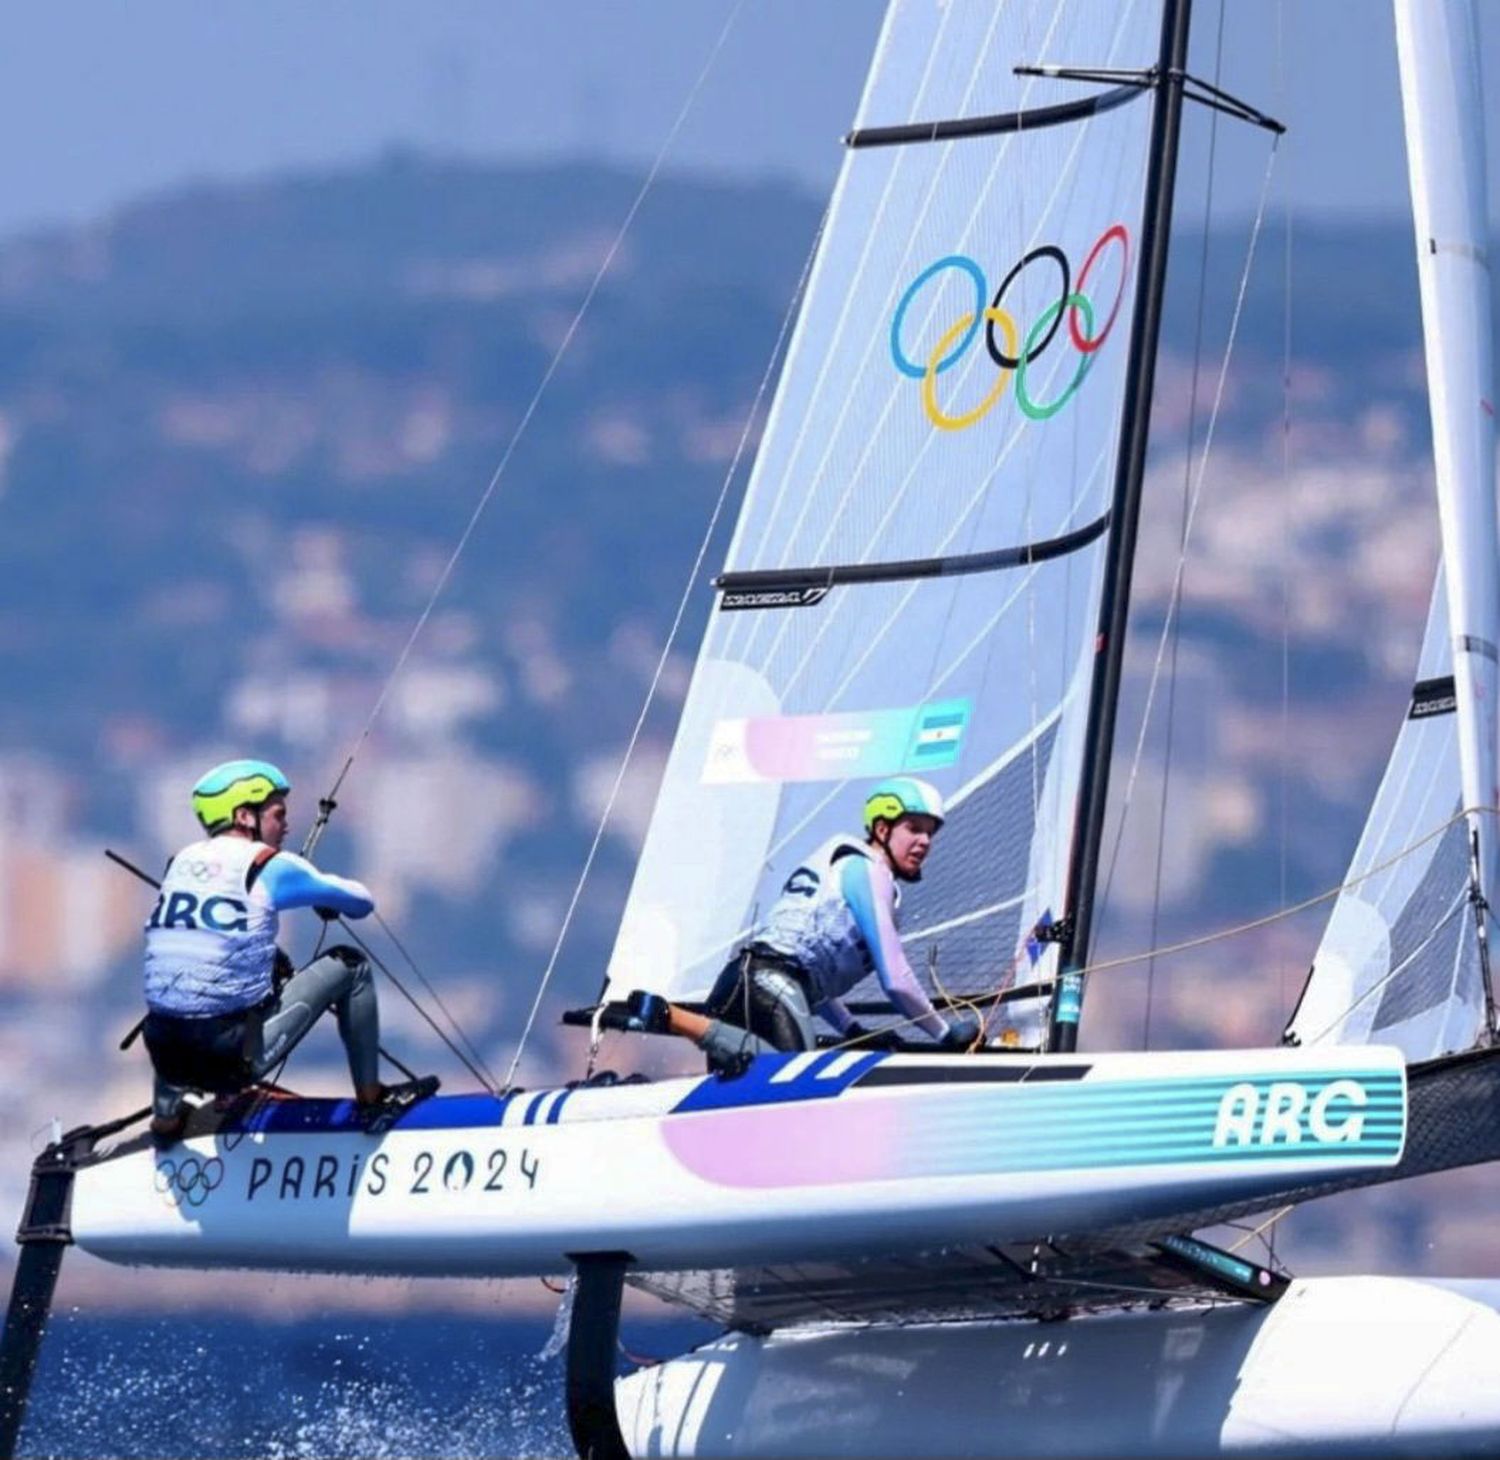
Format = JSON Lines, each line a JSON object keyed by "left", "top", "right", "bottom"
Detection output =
{"left": 1048, "top": 0, "right": 1195, "bottom": 1053}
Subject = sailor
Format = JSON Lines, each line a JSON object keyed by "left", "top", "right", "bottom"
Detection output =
{"left": 631, "top": 777, "right": 981, "bottom": 1069}
{"left": 142, "top": 759, "right": 411, "bottom": 1142}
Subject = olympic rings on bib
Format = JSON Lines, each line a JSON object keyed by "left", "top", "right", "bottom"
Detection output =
{"left": 889, "top": 223, "right": 1130, "bottom": 433}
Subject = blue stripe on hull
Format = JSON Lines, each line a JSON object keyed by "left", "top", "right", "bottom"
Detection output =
{"left": 672, "top": 1051, "right": 887, "bottom": 1114}
{"left": 224, "top": 1091, "right": 517, "bottom": 1134}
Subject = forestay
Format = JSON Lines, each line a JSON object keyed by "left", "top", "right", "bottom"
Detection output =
{"left": 1290, "top": 0, "right": 1499, "bottom": 1061}
{"left": 605, "top": 0, "right": 1165, "bottom": 1009}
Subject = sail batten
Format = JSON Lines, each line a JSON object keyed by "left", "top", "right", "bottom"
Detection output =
{"left": 605, "top": 0, "right": 1164, "bottom": 1010}
{"left": 846, "top": 80, "right": 1148, "bottom": 151}
{"left": 715, "top": 511, "right": 1110, "bottom": 597}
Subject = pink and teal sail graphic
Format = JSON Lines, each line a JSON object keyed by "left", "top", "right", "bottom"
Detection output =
{"left": 703, "top": 699, "right": 970, "bottom": 785}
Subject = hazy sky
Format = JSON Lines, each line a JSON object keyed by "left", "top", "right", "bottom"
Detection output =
{"left": 3, "top": 2, "right": 1500, "bottom": 237}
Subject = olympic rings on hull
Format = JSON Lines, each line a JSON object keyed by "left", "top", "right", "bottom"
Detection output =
{"left": 154, "top": 1154, "right": 226, "bottom": 1209}
{"left": 889, "top": 223, "right": 1130, "bottom": 433}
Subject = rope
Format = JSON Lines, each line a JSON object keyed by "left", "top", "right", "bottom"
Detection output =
{"left": 1294, "top": 891, "right": 1470, "bottom": 1048}
{"left": 307, "top": 0, "right": 751, "bottom": 834}
{"left": 826, "top": 804, "right": 1493, "bottom": 1052}
{"left": 503, "top": 192, "right": 834, "bottom": 1090}
{"left": 1227, "top": 1204, "right": 1294, "bottom": 1257}
{"left": 1082, "top": 805, "right": 1487, "bottom": 979}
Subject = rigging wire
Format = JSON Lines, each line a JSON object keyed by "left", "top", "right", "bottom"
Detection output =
{"left": 1276, "top": 0, "right": 1297, "bottom": 1043}
{"left": 502, "top": 197, "right": 836, "bottom": 1090}
{"left": 1272, "top": 6, "right": 1295, "bottom": 1276}
{"left": 335, "top": 917, "right": 499, "bottom": 1093}
{"left": 1095, "top": 137, "right": 1280, "bottom": 943}
{"left": 263, "top": 0, "right": 752, "bottom": 1080}
{"left": 372, "top": 910, "right": 503, "bottom": 1092}
{"left": 1141, "top": 0, "right": 1229, "bottom": 1053}
{"left": 1294, "top": 892, "right": 1472, "bottom": 1047}
{"left": 305, "top": 0, "right": 752, "bottom": 848}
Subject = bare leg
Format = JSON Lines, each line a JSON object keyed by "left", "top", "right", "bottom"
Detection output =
{"left": 665, "top": 1007, "right": 711, "bottom": 1041}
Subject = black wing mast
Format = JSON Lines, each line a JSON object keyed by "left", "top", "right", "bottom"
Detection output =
{"left": 1046, "top": 0, "right": 1284, "bottom": 1052}
{"left": 1049, "top": 0, "right": 1196, "bottom": 1052}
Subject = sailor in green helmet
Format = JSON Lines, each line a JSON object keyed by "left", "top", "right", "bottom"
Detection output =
{"left": 628, "top": 776, "right": 981, "bottom": 1068}
{"left": 141, "top": 759, "right": 434, "bottom": 1142}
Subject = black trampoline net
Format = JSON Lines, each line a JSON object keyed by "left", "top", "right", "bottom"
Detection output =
{"left": 1372, "top": 812, "right": 1480, "bottom": 1033}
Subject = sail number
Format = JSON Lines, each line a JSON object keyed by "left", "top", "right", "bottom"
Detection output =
{"left": 890, "top": 224, "right": 1129, "bottom": 432}
{"left": 243, "top": 1145, "right": 541, "bottom": 1203}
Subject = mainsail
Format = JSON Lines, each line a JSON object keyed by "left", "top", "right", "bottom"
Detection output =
{"left": 605, "top": 0, "right": 1165, "bottom": 1013}
{"left": 1290, "top": 0, "right": 1499, "bottom": 1061}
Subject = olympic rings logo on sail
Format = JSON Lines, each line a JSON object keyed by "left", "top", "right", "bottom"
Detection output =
{"left": 153, "top": 1155, "right": 225, "bottom": 1209}
{"left": 889, "top": 224, "right": 1130, "bottom": 432}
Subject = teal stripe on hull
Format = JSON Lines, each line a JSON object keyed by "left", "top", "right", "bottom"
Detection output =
{"left": 912, "top": 1143, "right": 1403, "bottom": 1175}
{"left": 924, "top": 1099, "right": 1408, "bottom": 1123}
{"left": 927, "top": 1075, "right": 1407, "bottom": 1104}
{"left": 921, "top": 1117, "right": 1407, "bottom": 1145}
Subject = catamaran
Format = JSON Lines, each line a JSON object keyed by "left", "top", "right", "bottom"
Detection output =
{"left": 5, "top": 0, "right": 1500, "bottom": 1455}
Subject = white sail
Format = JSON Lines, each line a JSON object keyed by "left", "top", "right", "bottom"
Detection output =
{"left": 603, "top": 0, "right": 1165, "bottom": 1008}
{"left": 1290, "top": 0, "right": 1499, "bottom": 1060}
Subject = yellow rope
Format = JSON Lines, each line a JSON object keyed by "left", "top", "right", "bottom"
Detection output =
{"left": 832, "top": 805, "right": 1492, "bottom": 1052}
{"left": 1226, "top": 1205, "right": 1294, "bottom": 1255}
{"left": 1077, "top": 805, "right": 1486, "bottom": 978}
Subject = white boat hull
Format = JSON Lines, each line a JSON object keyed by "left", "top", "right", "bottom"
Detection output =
{"left": 617, "top": 1275, "right": 1500, "bottom": 1457}
{"left": 70, "top": 1046, "right": 1405, "bottom": 1277}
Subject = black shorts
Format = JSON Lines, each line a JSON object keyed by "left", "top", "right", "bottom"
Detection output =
{"left": 142, "top": 1000, "right": 270, "bottom": 1095}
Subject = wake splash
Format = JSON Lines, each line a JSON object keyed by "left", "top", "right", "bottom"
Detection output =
{"left": 21, "top": 1312, "right": 580, "bottom": 1458}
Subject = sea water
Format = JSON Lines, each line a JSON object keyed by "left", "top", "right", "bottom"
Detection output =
{"left": 19, "top": 1312, "right": 711, "bottom": 1458}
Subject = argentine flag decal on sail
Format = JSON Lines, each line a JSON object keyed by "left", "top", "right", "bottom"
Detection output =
{"left": 905, "top": 700, "right": 970, "bottom": 768}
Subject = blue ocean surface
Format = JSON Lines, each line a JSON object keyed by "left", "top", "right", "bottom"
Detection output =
{"left": 20, "top": 1311, "right": 715, "bottom": 1459}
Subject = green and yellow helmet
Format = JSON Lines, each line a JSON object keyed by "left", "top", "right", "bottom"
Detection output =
{"left": 862, "top": 776, "right": 945, "bottom": 834}
{"left": 191, "top": 759, "right": 290, "bottom": 834}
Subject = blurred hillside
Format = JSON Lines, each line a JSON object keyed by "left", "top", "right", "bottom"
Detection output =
{"left": 0, "top": 154, "right": 1494, "bottom": 1297}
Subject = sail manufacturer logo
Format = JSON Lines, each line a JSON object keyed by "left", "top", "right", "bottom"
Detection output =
{"left": 890, "top": 224, "right": 1129, "bottom": 432}
{"left": 1211, "top": 1078, "right": 1369, "bottom": 1148}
